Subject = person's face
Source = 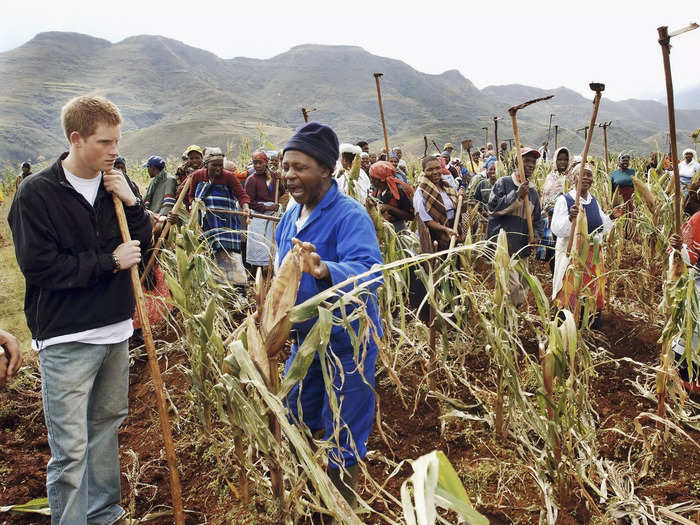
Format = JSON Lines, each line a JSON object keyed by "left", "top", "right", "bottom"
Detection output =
{"left": 424, "top": 160, "right": 442, "bottom": 184}
{"left": 389, "top": 157, "right": 399, "bottom": 169}
{"left": 207, "top": 158, "right": 224, "bottom": 180}
{"left": 578, "top": 170, "right": 593, "bottom": 191}
{"left": 282, "top": 150, "right": 330, "bottom": 206}
{"left": 361, "top": 157, "right": 371, "bottom": 171}
{"left": 147, "top": 165, "right": 160, "bottom": 178}
{"left": 369, "top": 153, "right": 377, "bottom": 164}
{"left": 71, "top": 123, "right": 121, "bottom": 174}
{"left": 269, "top": 157, "right": 279, "bottom": 170}
{"left": 21, "top": 165, "right": 30, "bottom": 175}
{"left": 685, "top": 152, "right": 694, "bottom": 163}
{"left": 371, "top": 177, "right": 387, "bottom": 191}
{"left": 487, "top": 163, "right": 497, "bottom": 182}
{"left": 253, "top": 157, "right": 268, "bottom": 175}
{"left": 361, "top": 144, "right": 370, "bottom": 153}
{"left": 556, "top": 151, "right": 569, "bottom": 172}
{"left": 501, "top": 142, "right": 507, "bottom": 151}
{"left": 339, "top": 153, "right": 352, "bottom": 170}
{"left": 472, "top": 151, "right": 480, "bottom": 161}
{"left": 650, "top": 152, "right": 658, "bottom": 163}
{"left": 395, "top": 149, "right": 402, "bottom": 160}
{"left": 523, "top": 154, "right": 537, "bottom": 179}
{"left": 620, "top": 156, "right": 630, "bottom": 170}
{"left": 187, "top": 151, "right": 203, "bottom": 168}
{"left": 445, "top": 148, "right": 454, "bottom": 156}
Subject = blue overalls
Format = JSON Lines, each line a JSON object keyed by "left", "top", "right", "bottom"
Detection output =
{"left": 275, "top": 181, "right": 383, "bottom": 468}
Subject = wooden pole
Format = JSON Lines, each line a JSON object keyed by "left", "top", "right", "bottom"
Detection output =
{"left": 567, "top": 84, "right": 605, "bottom": 253}
{"left": 482, "top": 126, "right": 489, "bottom": 149}
{"left": 656, "top": 22, "right": 698, "bottom": 430}
{"left": 658, "top": 25, "right": 686, "bottom": 236}
{"left": 554, "top": 125, "right": 559, "bottom": 151}
{"left": 601, "top": 122, "right": 611, "bottom": 174}
{"left": 141, "top": 177, "right": 192, "bottom": 284}
{"left": 508, "top": 113, "right": 536, "bottom": 244}
{"left": 449, "top": 195, "right": 464, "bottom": 250}
{"left": 373, "top": 73, "right": 391, "bottom": 158}
{"left": 207, "top": 208, "right": 280, "bottom": 222}
{"left": 112, "top": 194, "right": 185, "bottom": 525}
{"left": 493, "top": 117, "right": 500, "bottom": 163}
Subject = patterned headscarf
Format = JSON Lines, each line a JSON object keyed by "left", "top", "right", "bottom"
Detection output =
{"left": 369, "top": 161, "right": 414, "bottom": 200}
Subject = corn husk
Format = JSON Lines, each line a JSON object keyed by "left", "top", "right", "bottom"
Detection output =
{"left": 633, "top": 176, "right": 656, "bottom": 213}
{"left": 260, "top": 245, "right": 304, "bottom": 356}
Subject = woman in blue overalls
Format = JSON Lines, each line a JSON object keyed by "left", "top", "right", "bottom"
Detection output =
{"left": 275, "top": 122, "right": 383, "bottom": 507}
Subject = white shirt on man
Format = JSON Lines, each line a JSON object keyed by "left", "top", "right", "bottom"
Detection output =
{"left": 33, "top": 165, "right": 134, "bottom": 351}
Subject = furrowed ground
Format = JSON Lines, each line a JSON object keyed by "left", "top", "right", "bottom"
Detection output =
{"left": 2, "top": 165, "right": 700, "bottom": 524}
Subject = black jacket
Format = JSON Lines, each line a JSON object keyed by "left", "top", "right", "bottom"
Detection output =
{"left": 8, "top": 153, "right": 152, "bottom": 341}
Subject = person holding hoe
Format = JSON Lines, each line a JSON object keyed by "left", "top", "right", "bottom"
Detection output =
{"left": 550, "top": 163, "right": 622, "bottom": 329}
{"left": 413, "top": 155, "right": 467, "bottom": 250}
{"left": 8, "top": 95, "right": 152, "bottom": 524}
{"left": 276, "top": 121, "right": 384, "bottom": 509}
{"left": 487, "top": 147, "right": 544, "bottom": 306}
{"left": 187, "top": 147, "right": 251, "bottom": 288}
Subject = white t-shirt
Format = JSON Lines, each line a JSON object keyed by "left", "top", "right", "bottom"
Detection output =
{"left": 64, "top": 167, "right": 102, "bottom": 205}
{"left": 33, "top": 165, "right": 134, "bottom": 351}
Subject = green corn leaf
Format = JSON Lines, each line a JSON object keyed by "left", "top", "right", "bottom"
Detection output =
{"left": 0, "top": 497, "right": 51, "bottom": 516}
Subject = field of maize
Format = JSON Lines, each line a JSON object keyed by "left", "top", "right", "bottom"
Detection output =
{"left": 1, "top": 150, "right": 700, "bottom": 525}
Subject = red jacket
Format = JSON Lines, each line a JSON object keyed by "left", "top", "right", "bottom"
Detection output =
{"left": 187, "top": 168, "right": 251, "bottom": 209}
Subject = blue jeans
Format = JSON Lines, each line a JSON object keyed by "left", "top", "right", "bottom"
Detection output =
{"left": 39, "top": 340, "right": 129, "bottom": 525}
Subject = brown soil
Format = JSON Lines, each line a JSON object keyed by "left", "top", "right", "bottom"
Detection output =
{"left": 2, "top": 293, "right": 700, "bottom": 524}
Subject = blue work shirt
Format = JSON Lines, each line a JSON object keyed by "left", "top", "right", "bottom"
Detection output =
{"left": 275, "top": 181, "right": 384, "bottom": 349}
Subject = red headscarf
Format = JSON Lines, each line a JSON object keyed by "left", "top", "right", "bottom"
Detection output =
{"left": 252, "top": 151, "right": 268, "bottom": 162}
{"left": 369, "top": 161, "right": 413, "bottom": 200}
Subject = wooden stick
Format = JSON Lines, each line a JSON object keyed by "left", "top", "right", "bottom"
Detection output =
{"left": 449, "top": 195, "right": 464, "bottom": 250}
{"left": 567, "top": 84, "right": 605, "bottom": 253}
{"left": 508, "top": 111, "right": 536, "bottom": 245}
{"left": 208, "top": 208, "right": 280, "bottom": 222}
{"left": 141, "top": 177, "right": 192, "bottom": 284}
{"left": 601, "top": 122, "right": 611, "bottom": 174}
{"left": 493, "top": 117, "right": 500, "bottom": 163}
{"left": 373, "top": 73, "right": 390, "bottom": 158}
{"left": 112, "top": 194, "right": 185, "bottom": 525}
{"left": 658, "top": 25, "right": 689, "bottom": 236}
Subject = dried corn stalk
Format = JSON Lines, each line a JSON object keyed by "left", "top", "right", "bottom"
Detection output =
{"left": 633, "top": 176, "right": 656, "bottom": 213}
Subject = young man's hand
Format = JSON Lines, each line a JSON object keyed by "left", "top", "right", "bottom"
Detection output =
{"left": 0, "top": 329, "right": 22, "bottom": 388}
{"left": 112, "top": 240, "right": 141, "bottom": 271}
{"left": 104, "top": 169, "right": 137, "bottom": 206}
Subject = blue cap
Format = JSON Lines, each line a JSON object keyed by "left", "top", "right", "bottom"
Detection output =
{"left": 142, "top": 156, "right": 165, "bottom": 169}
{"left": 283, "top": 122, "right": 339, "bottom": 171}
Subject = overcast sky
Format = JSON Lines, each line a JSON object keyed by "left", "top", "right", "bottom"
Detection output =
{"left": 3, "top": 0, "right": 699, "bottom": 102}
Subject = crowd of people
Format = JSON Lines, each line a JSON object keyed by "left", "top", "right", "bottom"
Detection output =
{"left": 3, "top": 93, "right": 700, "bottom": 523}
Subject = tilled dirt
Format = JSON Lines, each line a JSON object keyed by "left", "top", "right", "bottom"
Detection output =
{"left": 2, "top": 305, "right": 700, "bottom": 524}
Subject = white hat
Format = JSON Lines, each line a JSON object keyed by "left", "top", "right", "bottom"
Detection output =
{"left": 340, "top": 143, "right": 362, "bottom": 155}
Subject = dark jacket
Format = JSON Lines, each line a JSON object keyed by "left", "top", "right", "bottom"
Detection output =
{"left": 8, "top": 153, "right": 152, "bottom": 341}
{"left": 487, "top": 174, "right": 543, "bottom": 257}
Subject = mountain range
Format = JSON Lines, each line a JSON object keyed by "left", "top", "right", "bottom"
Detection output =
{"left": 1, "top": 31, "right": 699, "bottom": 166}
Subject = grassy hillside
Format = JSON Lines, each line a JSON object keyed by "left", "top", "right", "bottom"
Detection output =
{"left": 2, "top": 33, "right": 699, "bottom": 165}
